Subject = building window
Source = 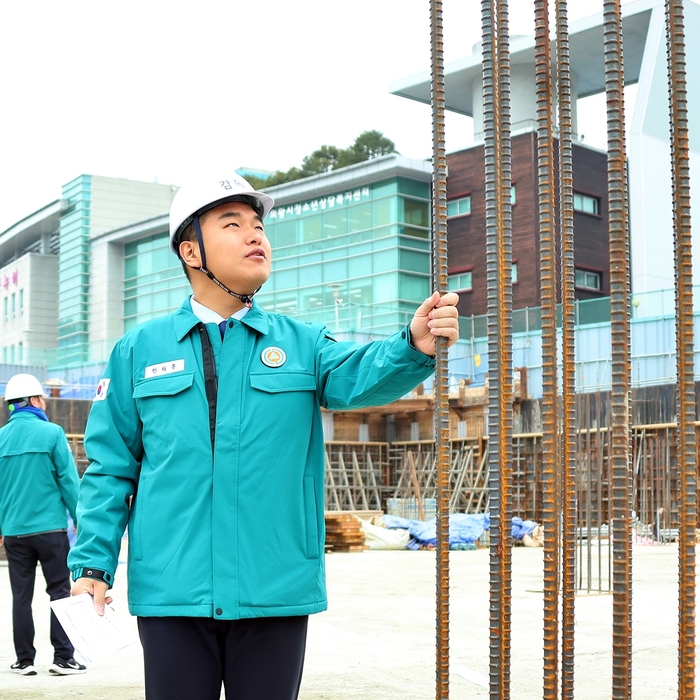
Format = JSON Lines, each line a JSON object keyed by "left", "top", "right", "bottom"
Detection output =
{"left": 123, "top": 232, "right": 190, "bottom": 333}
{"left": 574, "top": 193, "right": 600, "bottom": 215}
{"left": 11, "top": 293, "right": 15, "bottom": 319}
{"left": 510, "top": 185, "right": 517, "bottom": 204}
{"left": 448, "top": 271, "right": 473, "bottom": 292}
{"left": 447, "top": 196, "right": 471, "bottom": 218}
{"left": 19, "top": 289, "right": 24, "bottom": 316}
{"left": 18, "top": 341, "right": 22, "bottom": 364}
{"left": 575, "top": 268, "right": 602, "bottom": 291}
{"left": 511, "top": 262, "right": 518, "bottom": 284}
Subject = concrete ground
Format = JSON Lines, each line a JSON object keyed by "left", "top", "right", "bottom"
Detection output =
{"left": 0, "top": 542, "right": 683, "bottom": 699}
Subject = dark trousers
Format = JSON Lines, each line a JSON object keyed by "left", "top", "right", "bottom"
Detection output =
{"left": 3, "top": 531, "right": 74, "bottom": 663}
{"left": 137, "top": 615, "right": 308, "bottom": 700}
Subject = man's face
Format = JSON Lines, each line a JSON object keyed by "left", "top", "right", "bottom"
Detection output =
{"left": 199, "top": 200, "right": 272, "bottom": 293}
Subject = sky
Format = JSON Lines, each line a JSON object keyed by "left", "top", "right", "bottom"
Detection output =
{"left": 0, "top": 0, "right": 644, "bottom": 232}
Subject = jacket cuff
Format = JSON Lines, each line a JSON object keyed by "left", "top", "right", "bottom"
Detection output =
{"left": 72, "top": 567, "right": 114, "bottom": 586}
{"left": 400, "top": 325, "right": 436, "bottom": 364}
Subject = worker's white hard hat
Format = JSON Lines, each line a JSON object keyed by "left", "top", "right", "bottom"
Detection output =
{"left": 4, "top": 373, "right": 46, "bottom": 402}
{"left": 168, "top": 175, "right": 275, "bottom": 254}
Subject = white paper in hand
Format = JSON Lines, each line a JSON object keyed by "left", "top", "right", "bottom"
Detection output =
{"left": 50, "top": 593, "right": 138, "bottom": 664}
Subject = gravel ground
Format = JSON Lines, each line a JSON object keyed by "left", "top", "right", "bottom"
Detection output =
{"left": 0, "top": 543, "right": 683, "bottom": 699}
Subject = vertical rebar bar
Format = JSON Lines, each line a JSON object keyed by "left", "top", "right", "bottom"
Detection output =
{"left": 604, "top": 2, "right": 633, "bottom": 698}
{"left": 555, "top": 2, "right": 577, "bottom": 697}
{"left": 665, "top": 1, "right": 696, "bottom": 698}
{"left": 482, "top": 1, "right": 513, "bottom": 698}
{"left": 534, "top": 2, "right": 561, "bottom": 698}
{"left": 429, "top": 1, "right": 450, "bottom": 698}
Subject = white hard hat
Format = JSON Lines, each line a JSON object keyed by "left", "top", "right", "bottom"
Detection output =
{"left": 4, "top": 373, "right": 46, "bottom": 402}
{"left": 168, "top": 175, "right": 275, "bottom": 254}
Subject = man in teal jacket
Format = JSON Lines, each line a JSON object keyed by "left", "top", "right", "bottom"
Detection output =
{"left": 0, "top": 373, "right": 85, "bottom": 676}
{"left": 69, "top": 174, "right": 459, "bottom": 700}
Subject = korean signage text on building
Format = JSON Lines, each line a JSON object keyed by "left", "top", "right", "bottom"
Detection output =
{"left": 2, "top": 269, "right": 18, "bottom": 291}
{"left": 268, "top": 187, "right": 371, "bottom": 221}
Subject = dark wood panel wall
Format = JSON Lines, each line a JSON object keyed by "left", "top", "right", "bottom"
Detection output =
{"left": 0, "top": 398, "right": 91, "bottom": 433}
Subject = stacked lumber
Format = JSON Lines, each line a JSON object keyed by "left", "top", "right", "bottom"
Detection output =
{"left": 324, "top": 513, "right": 367, "bottom": 553}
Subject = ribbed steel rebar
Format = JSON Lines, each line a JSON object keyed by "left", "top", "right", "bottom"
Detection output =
{"left": 429, "top": 2, "right": 450, "bottom": 698}
{"left": 535, "top": 2, "right": 561, "bottom": 698}
{"left": 665, "top": 2, "right": 696, "bottom": 698}
{"left": 555, "top": 2, "right": 577, "bottom": 697}
{"left": 604, "top": 2, "right": 633, "bottom": 698}
{"left": 482, "top": 1, "right": 513, "bottom": 698}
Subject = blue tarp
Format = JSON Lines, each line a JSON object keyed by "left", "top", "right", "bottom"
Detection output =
{"left": 382, "top": 513, "right": 538, "bottom": 550}
{"left": 382, "top": 513, "right": 487, "bottom": 549}
{"left": 511, "top": 516, "right": 537, "bottom": 540}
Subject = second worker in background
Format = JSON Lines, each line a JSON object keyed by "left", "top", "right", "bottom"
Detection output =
{"left": 0, "top": 373, "right": 85, "bottom": 677}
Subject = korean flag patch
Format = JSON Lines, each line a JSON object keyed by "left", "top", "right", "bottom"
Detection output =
{"left": 94, "top": 378, "right": 110, "bottom": 402}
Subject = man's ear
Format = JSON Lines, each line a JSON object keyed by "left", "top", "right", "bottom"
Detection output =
{"left": 179, "top": 239, "right": 201, "bottom": 270}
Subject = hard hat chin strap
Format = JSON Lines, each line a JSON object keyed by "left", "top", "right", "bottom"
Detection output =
{"left": 196, "top": 268, "right": 260, "bottom": 307}
{"left": 191, "top": 217, "right": 261, "bottom": 308}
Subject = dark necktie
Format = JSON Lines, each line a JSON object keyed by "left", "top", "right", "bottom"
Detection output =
{"left": 218, "top": 320, "right": 227, "bottom": 339}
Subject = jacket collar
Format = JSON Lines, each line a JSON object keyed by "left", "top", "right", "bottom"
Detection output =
{"left": 8, "top": 410, "right": 43, "bottom": 423}
{"left": 173, "top": 297, "right": 269, "bottom": 341}
{"left": 239, "top": 302, "right": 270, "bottom": 335}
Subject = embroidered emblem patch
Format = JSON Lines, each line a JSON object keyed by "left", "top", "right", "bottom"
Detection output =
{"left": 261, "top": 347, "right": 286, "bottom": 368}
{"left": 94, "top": 378, "right": 110, "bottom": 401}
{"left": 144, "top": 359, "right": 185, "bottom": 379}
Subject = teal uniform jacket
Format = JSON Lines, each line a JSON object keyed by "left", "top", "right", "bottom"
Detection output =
{"left": 0, "top": 412, "right": 79, "bottom": 537}
{"left": 69, "top": 298, "right": 436, "bottom": 620}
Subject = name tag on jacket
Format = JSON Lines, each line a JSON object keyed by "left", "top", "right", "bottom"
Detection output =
{"left": 144, "top": 359, "right": 185, "bottom": 379}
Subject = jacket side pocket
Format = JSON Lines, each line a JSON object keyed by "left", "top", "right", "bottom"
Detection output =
{"left": 131, "top": 475, "right": 146, "bottom": 561}
{"left": 304, "top": 476, "right": 320, "bottom": 559}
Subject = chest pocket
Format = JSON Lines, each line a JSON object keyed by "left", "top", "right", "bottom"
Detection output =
{"left": 249, "top": 371, "right": 316, "bottom": 394}
{"left": 133, "top": 372, "right": 195, "bottom": 399}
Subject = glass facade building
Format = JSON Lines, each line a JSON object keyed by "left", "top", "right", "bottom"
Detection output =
{"left": 258, "top": 175, "right": 432, "bottom": 336}
{"left": 58, "top": 175, "right": 92, "bottom": 363}
{"left": 124, "top": 232, "right": 188, "bottom": 331}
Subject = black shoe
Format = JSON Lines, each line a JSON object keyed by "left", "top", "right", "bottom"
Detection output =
{"left": 49, "top": 658, "right": 87, "bottom": 675}
{"left": 10, "top": 660, "right": 37, "bottom": 675}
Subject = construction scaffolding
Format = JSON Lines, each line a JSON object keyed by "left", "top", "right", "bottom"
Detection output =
{"left": 322, "top": 418, "right": 686, "bottom": 560}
